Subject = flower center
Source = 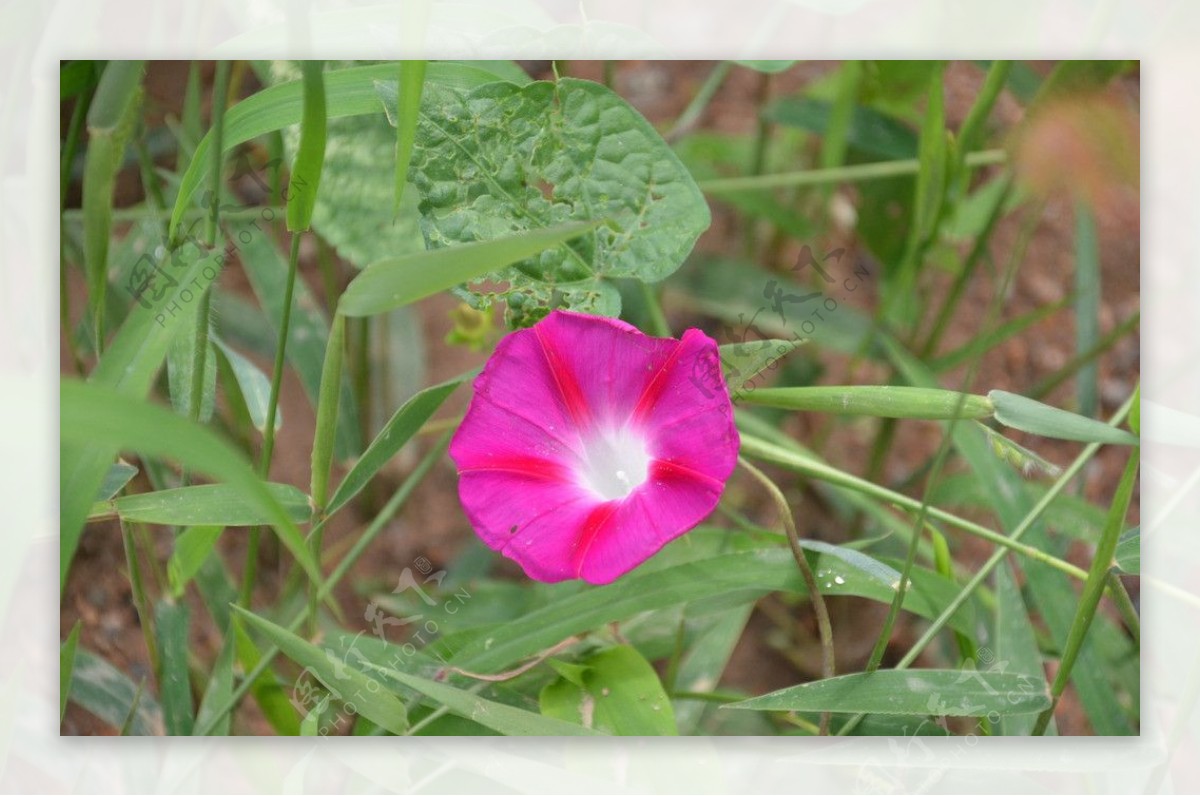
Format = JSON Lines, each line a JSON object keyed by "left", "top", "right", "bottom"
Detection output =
{"left": 577, "top": 426, "right": 651, "bottom": 501}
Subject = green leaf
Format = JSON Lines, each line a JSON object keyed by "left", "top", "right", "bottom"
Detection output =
{"left": 94, "top": 461, "right": 138, "bottom": 501}
{"left": 742, "top": 385, "right": 994, "bottom": 419}
{"left": 369, "top": 667, "right": 601, "bottom": 736}
{"left": 994, "top": 561, "right": 1048, "bottom": 735}
{"left": 154, "top": 598, "right": 195, "bottom": 735}
{"left": 764, "top": 97, "right": 918, "bottom": 160}
{"left": 233, "top": 606, "right": 409, "bottom": 735}
{"left": 1115, "top": 527, "right": 1140, "bottom": 575}
{"left": 69, "top": 650, "right": 164, "bottom": 735}
{"left": 61, "top": 380, "right": 322, "bottom": 586}
{"left": 540, "top": 645, "right": 676, "bottom": 735}
{"left": 338, "top": 221, "right": 602, "bottom": 317}
{"left": 169, "top": 61, "right": 531, "bottom": 240}
{"left": 444, "top": 543, "right": 974, "bottom": 675}
{"left": 270, "top": 61, "right": 425, "bottom": 272}
{"left": 235, "top": 222, "right": 361, "bottom": 460}
{"left": 286, "top": 60, "right": 327, "bottom": 232}
{"left": 392, "top": 61, "right": 427, "bottom": 213}
{"left": 91, "top": 482, "right": 311, "bottom": 527}
{"left": 167, "top": 525, "right": 224, "bottom": 597}
{"left": 61, "top": 246, "right": 225, "bottom": 590}
{"left": 194, "top": 628, "right": 236, "bottom": 736}
{"left": 988, "top": 390, "right": 1139, "bottom": 445}
{"left": 167, "top": 323, "right": 217, "bottom": 422}
{"left": 727, "top": 670, "right": 1050, "bottom": 717}
{"left": 717, "top": 339, "right": 804, "bottom": 398}
{"left": 671, "top": 604, "right": 754, "bottom": 734}
{"left": 391, "top": 77, "right": 711, "bottom": 323}
{"left": 327, "top": 372, "right": 469, "bottom": 515}
{"left": 83, "top": 60, "right": 144, "bottom": 340}
{"left": 213, "top": 338, "right": 280, "bottom": 433}
{"left": 60, "top": 622, "right": 82, "bottom": 723}
{"left": 310, "top": 312, "right": 345, "bottom": 513}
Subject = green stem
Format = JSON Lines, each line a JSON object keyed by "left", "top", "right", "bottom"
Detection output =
{"left": 241, "top": 232, "right": 301, "bottom": 607}
{"left": 204, "top": 61, "right": 231, "bottom": 248}
{"left": 120, "top": 519, "right": 158, "bottom": 674}
{"left": 834, "top": 391, "right": 1136, "bottom": 736}
{"left": 737, "top": 456, "right": 835, "bottom": 735}
{"left": 699, "top": 149, "right": 1006, "bottom": 194}
{"left": 739, "top": 433, "right": 1090, "bottom": 582}
{"left": 667, "top": 61, "right": 733, "bottom": 142}
{"left": 639, "top": 281, "right": 670, "bottom": 337}
{"left": 1032, "top": 447, "right": 1140, "bottom": 735}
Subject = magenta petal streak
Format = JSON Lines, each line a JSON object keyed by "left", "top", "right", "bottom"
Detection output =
{"left": 449, "top": 310, "right": 740, "bottom": 584}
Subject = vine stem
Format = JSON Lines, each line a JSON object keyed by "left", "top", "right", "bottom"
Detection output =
{"left": 737, "top": 455, "right": 835, "bottom": 735}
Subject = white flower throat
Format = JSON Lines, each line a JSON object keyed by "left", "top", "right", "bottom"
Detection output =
{"left": 577, "top": 426, "right": 651, "bottom": 500}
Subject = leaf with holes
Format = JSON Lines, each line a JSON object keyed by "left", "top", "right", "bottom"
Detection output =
{"left": 381, "top": 77, "right": 710, "bottom": 326}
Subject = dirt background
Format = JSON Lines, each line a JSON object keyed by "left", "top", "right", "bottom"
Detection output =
{"left": 60, "top": 60, "right": 1140, "bottom": 735}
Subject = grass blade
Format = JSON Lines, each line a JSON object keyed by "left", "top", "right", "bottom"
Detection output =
{"left": 1074, "top": 202, "right": 1101, "bottom": 418}
{"left": 61, "top": 379, "right": 323, "bottom": 586}
{"left": 60, "top": 622, "right": 82, "bottom": 723}
{"left": 994, "top": 561, "right": 1048, "bottom": 735}
{"left": 233, "top": 606, "right": 410, "bottom": 735}
{"left": 167, "top": 525, "right": 223, "bottom": 597}
{"left": 1033, "top": 446, "right": 1140, "bottom": 734}
{"left": 193, "top": 627, "right": 236, "bottom": 736}
{"left": 725, "top": 670, "right": 1050, "bottom": 717}
{"left": 286, "top": 60, "right": 327, "bottom": 232}
{"left": 89, "top": 482, "right": 311, "bottom": 527}
{"left": 69, "top": 650, "right": 164, "bottom": 735}
{"left": 989, "top": 389, "right": 1138, "bottom": 445}
{"left": 338, "top": 221, "right": 602, "bottom": 317}
{"left": 326, "top": 372, "right": 469, "bottom": 515}
{"left": 391, "top": 60, "right": 426, "bottom": 213}
{"left": 154, "top": 598, "right": 195, "bottom": 735}
{"left": 309, "top": 313, "right": 345, "bottom": 515}
{"left": 742, "top": 385, "right": 993, "bottom": 419}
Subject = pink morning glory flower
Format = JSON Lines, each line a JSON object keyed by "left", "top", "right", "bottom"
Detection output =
{"left": 449, "top": 309, "right": 740, "bottom": 585}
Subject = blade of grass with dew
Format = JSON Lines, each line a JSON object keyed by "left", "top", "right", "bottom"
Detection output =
{"left": 82, "top": 60, "right": 144, "bottom": 348}
{"left": 338, "top": 221, "right": 604, "bottom": 316}
{"left": 391, "top": 60, "right": 426, "bottom": 213}
{"left": 169, "top": 61, "right": 530, "bottom": 239}
{"left": 442, "top": 545, "right": 974, "bottom": 676}
{"left": 1034, "top": 446, "right": 1140, "bottom": 734}
{"left": 540, "top": 645, "right": 677, "bottom": 735}
{"left": 154, "top": 598, "right": 195, "bottom": 735}
{"left": 724, "top": 669, "right": 1050, "bottom": 717}
{"left": 327, "top": 372, "right": 470, "bottom": 515}
{"left": 233, "top": 606, "right": 410, "bottom": 735}
{"left": 89, "top": 482, "right": 311, "bottom": 527}
{"left": 61, "top": 380, "right": 322, "bottom": 585}
{"left": 1074, "top": 201, "right": 1101, "bottom": 418}
{"left": 741, "top": 385, "right": 994, "bottom": 419}
{"left": 60, "top": 622, "right": 82, "bottom": 723}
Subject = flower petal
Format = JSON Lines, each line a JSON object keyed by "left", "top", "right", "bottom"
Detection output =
{"left": 449, "top": 310, "right": 740, "bottom": 585}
